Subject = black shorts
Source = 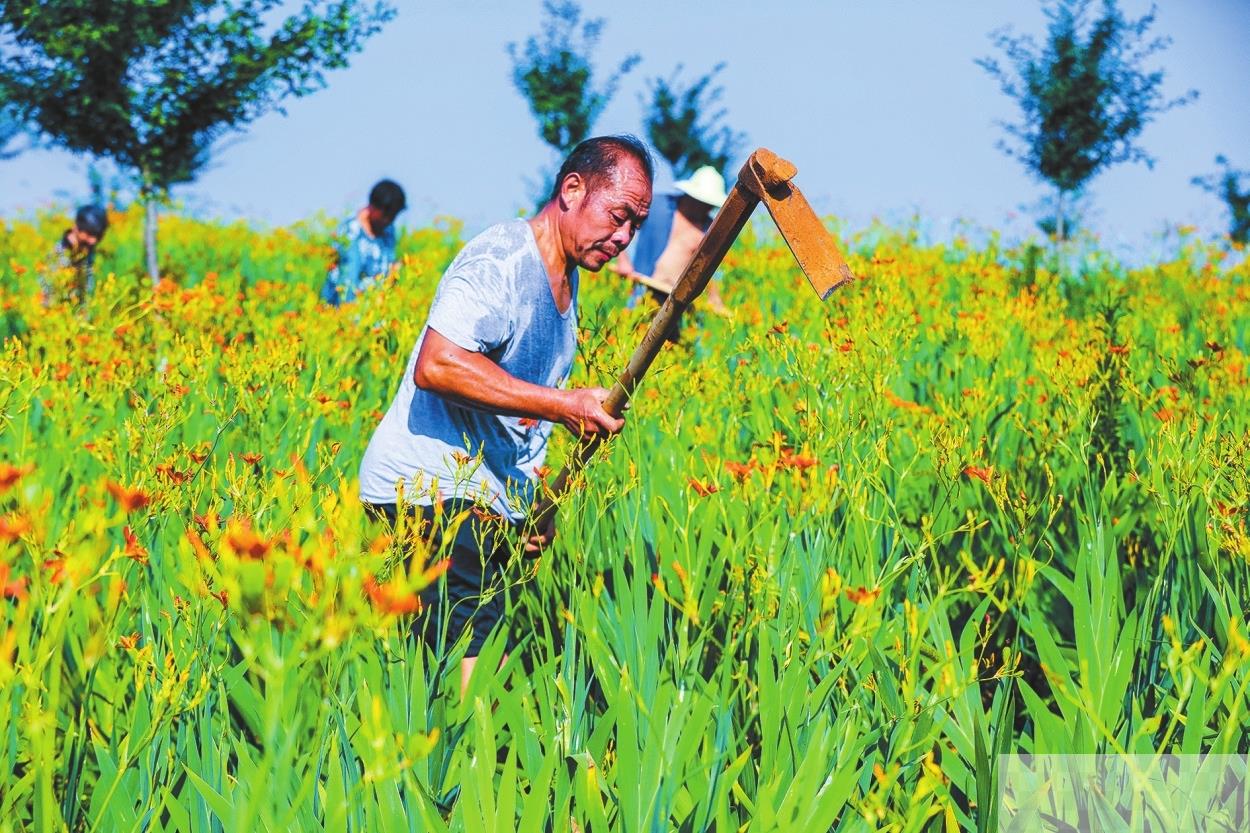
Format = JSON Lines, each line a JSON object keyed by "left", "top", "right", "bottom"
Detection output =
{"left": 364, "top": 500, "right": 518, "bottom": 656}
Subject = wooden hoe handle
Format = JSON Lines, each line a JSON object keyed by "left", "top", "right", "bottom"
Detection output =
{"left": 528, "top": 149, "right": 821, "bottom": 534}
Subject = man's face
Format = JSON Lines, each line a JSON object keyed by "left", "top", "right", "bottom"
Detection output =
{"left": 559, "top": 161, "right": 652, "bottom": 271}
{"left": 677, "top": 195, "right": 714, "bottom": 226}
{"left": 72, "top": 226, "right": 100, "bottom": 250}
{"left": 367, "top": 205, "right": 399, "bottom": 234}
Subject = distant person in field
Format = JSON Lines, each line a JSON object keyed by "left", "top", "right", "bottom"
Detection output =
{"left": 40, "top": 204, "right": 109, "bottom": 306}
{"left": 320, "top": 178, "right": 406, "bottom": 306}
{"left": 359, "top": 135, "right": 652, "bottom": 692}
{"left": 609, "top": 164, "right": 729, "bottom": 317}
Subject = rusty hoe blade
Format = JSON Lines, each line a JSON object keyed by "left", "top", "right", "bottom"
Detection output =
{"left": 738, "top": 148, "right": 856, "bottom": 301}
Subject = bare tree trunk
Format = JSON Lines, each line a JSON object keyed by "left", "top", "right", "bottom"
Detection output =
{"left": 1054, "top": 188, "right": 1067, "bottom": 277}
{"left": 143, "top": 190, "right": 159, "bottom": 286}
{"left": 1056, "top": 188, "right": 1065, "bottom": 244}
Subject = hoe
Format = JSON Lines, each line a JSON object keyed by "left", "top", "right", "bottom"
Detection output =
{"left": 531, "top": 148, "right": 856, "bottom": 534}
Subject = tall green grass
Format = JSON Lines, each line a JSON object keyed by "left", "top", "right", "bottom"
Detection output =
{"left": 0, "top": 207, "right": 1246, "bottom": 830}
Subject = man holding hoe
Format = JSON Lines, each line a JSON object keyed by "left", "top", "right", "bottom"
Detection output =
{"left": 359, "top": 135, "right": 654, "bottom": 690}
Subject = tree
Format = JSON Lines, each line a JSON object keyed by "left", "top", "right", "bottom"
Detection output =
{"left": 508, "top": 0, "right": 637, "bottom": 190}
{"left": 0, "top": 0, "right": 394, "bottom": 284}
{"left": 978, "top": 0, "right": 1195, "bottom": 241}
{"left": 642, "top": 63, "right": 744, "bottom": 180}
{"left": 1192, "top": 156, "right": 1249, "bottom": 245}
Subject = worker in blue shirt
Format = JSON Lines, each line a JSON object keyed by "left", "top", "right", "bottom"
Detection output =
{"left": 320, "top": 179, "right": 406, "bottom": 306}
{"left": 40, "top": 204, "right": 109, "bottom": 306}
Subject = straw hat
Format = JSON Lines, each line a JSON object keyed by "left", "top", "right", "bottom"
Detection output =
{"left": 674, "top": 166, "right": 728, "bottom": 208}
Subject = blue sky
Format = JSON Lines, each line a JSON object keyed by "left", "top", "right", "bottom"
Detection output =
{"left": 1, "top": 0, "right": 1247, "bottom": 254}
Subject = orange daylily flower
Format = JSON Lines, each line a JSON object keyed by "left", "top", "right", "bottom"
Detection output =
{"left": 421, "top": 558, "right": 452, "bottom": 586}
{"left": 963, "top": 465, "right": 994, "bottom": 484}
{"left": 688, "top": 477, "right": 719, "bottom": 497}
{"left": 106, "top": 481, "right": 152, "bottom": 513}
{"left": 155, "top": 463, "right": 191, "bottom": 485}
{"left": 845, "top": 586, "right": 881, "bottom": 606}
{"left": 43, "top": 557, "right": 67, "bottom": 584}
{"left": 0, "top": 463, "right": 33, "bottom": 492}
{"left": 123, "top": 526, "right": 149, "bottom": 564}
{"left": 185, "top": 529, "right": 212, "bottom": 560}
{"left": 225, "top": 524, "right": 271, "bottom": 559}
{"left": 0, "top": 564, "right": 27, "bottom": 600}
{"left": 779, "top": 452, "right": 817, "bottom": 470}
{"left": 0, "top": 514, "right": 32, "bottom": 541}
{"left": 362, "top": 575, "right": 423, "bottom": 615}
{"left": 885, "top": 390, "right": 930, "bottom": 414}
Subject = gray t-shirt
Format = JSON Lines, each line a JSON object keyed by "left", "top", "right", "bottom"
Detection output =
{"left": 358, "top": 220, "right": 578, "bottom": 521}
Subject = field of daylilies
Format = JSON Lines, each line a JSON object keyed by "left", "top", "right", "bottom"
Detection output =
{"left": 0, "top": 204, "right": 1247, "bottom": 832}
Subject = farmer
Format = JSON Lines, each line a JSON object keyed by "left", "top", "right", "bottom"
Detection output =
{"left": 40, "top": 204, "right": 109, "bottom": 305}
{"left": 320, "top": 178, "right": 406, "bottom": 306}
{"left": 358, "top": 135, "right": 653, "bottom": 691}
{"left": 609, "top": 164, "right": 729, "bottom": 316}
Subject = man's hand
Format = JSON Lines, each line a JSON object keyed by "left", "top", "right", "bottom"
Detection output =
{"left": 703, "top": 282, "right": 732, "bottom": 319}
{"left": 629, "top": 271, "right": 677, "bottom": 295}
{"left": 558, "top": 387, "right": 625, "bottom": 438}
{"left": 524, "top": 518, "right": 555, "bottom": 556}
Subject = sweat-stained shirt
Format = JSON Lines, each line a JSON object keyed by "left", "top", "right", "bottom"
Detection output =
{"left": 357, "top": 219, "right": 578, "bottom": 522}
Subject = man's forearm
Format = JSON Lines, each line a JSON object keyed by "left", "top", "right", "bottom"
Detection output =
{"left": 413, "top": 329, "right": 566, "bottom": 422}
